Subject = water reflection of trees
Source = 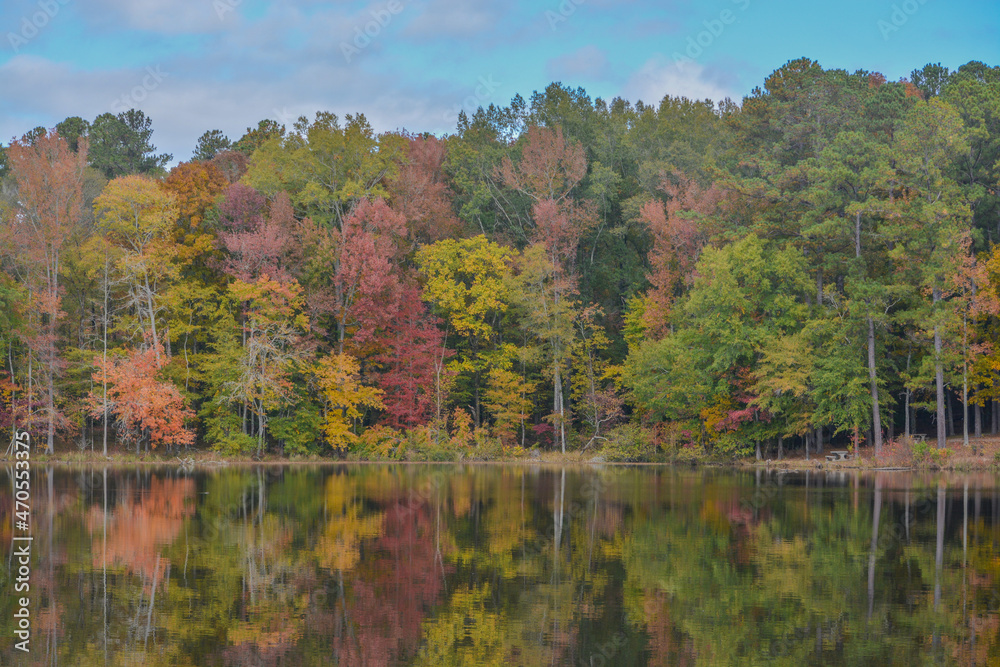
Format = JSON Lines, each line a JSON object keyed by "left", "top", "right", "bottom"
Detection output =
{"left": 2, "top": 466, "right": 1000, "bottom": 665}
{"left": 623, "top": 470, "right": 1000, "bottom": 665}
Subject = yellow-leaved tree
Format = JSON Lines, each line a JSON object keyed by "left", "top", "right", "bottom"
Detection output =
{"left": 314, "top": 352, "right": 383, "bottom": 451}
{"left": 93, "top": 174, "right": 180, "bottom": 356}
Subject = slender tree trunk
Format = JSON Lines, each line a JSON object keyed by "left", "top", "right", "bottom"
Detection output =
{"left": 868, "top": 316, "right": 882, "bottom": 456}
{"left": 993, "top": 397, "right": 999, "bottom": 435}
{"left": 963, "top": 307, "right": 969, "bottom": 448}
{"left": 46, "top": 368, "right": 55, "bottom": 454}
{"left": 933, "top": 286, "right": 946, "bottom": 448}
{"left": 474, "top": 373, "right": 481, "bottom": 428}
{"left": 102, "top": 251, "right": 109, "bottom": 456}
{"left": 855, "top": 211, "right": 862, "bottom": 259}
{"left": 46, "top": 263, "right": 57, "bottom": 454}
{"left": 335, "top": 279, "right": 346, "bottom": 354}
{"left": 815, "top": 426, "right": 822, "bottom": 454}
{"left": 7, "top": 347, "right": 17, "bottom": 440}
{"left": 947, "top": 391, "right": 956, "bottom": 438}
{"left": 554, "top": 361, "right": 566, "bottom": 454}
{"left": 904, "top": 349, "right": 912, "bottom": 439}
{"left": 975, "top": 396, "right": 982, "bottom": 438}
{"left": 777, "top": 436, "right": 783, "bottom": 461}
{"left": 433, "top": 328, "right": 449, "bottom": 433}
{"left": 143, "top": 272, "right": 159, "bottom": 356}
{"left": 241, "top": 313, "right": 248, "bottom": 436}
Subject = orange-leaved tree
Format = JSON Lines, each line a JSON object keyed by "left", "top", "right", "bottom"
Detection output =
{"left": 89, "top": 343, "right": 194, "bottom": 452}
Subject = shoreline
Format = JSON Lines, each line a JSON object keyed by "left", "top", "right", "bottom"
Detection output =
{"left": 5, "top": 441, "right": 999, "bottom": 472}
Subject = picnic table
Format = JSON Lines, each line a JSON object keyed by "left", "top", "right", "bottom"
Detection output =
{"left": 825, "top": 450, "right": 851, "bottom": 462}
{"left": 913, "top": 434, "right": 927, "bottom": 443}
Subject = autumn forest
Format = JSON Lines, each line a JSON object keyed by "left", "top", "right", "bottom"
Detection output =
{"left": 2, "top": 58, "right": 999, "bottom": 462}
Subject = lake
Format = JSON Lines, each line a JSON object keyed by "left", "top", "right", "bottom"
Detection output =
{"left": 1, "top": 464, "right": 998, "bottom": 665}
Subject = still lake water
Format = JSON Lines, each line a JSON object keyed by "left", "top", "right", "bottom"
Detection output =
{"left": 1, "top": 464, "right": 998, "bottom": 666}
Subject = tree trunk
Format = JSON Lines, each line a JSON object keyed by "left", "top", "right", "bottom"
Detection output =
{"left": 46, "top": 368, "right": 55, "bottom": 454}
{"left": 947, "top": 390, "right": 956, "bottom": 438}
{"left": 963, "top": 308, "right": 969, "bottom": 448}
{"left": 473, "top": 370, "right": 482, "bottom": 428}
{"left": 815, "top": 426, "right": 823, "bottom": 454}
{"left": 777, "top": 436, "right": 783, "bottom": 461}
{"left": 143, "top": 272, "right": 159, "bottom": 357}
{"left": 904, "top": 348, "right": 912, "bottom": 439}
{"left": 975, "top": 396, "right": 982, "bottom": 438}
{"left": 554, "top": 361, "right": 566, "bottom": 454}
{"left": 867, "top": 316, "right": 882, "bottom": 456}
{"left": 102, "top": 251, "right": 109, "bottom": 456}
{"left": 933, "top": 286, "right": 946, "bottom": 448}
{"left": 904, "top": 391, "right": 912, "bottom": 438}
{"left": 855, "top": 211, "right": 862, "bottom": 259}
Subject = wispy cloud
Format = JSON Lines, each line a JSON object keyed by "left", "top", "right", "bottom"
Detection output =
{"left": 621, "top": 55, "right": 736, "bottom": 104}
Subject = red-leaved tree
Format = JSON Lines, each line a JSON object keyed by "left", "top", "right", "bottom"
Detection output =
{"left": 388, "top": 136, "right": 462, "bottom": 244}
{"left": 217, "top": 185, "right": 296, "bottom": 282}
{"left": 643, "top": 175, "right": 726, "bottom": 337}
{"left": 335, "top": 198, "right": 407, "bottom": 351}
{"left": 375, "top": 287, "right": 449, "bottom": 428}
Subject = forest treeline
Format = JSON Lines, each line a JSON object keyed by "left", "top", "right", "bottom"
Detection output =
{"left": 1, "top": 58, "right": 998, "bottom": 460}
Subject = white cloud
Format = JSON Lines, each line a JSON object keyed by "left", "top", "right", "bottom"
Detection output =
{"left": 621, "top": 54, "right": 735, "bottom": 104}
{"left": 0, "top": 49, "right": 484, "bottom": 162}
{"left": 89, "top": 0, "right": 226, "bottom": 34}
{"left": 401, "top": 0, "right": 507, "bottom": 40}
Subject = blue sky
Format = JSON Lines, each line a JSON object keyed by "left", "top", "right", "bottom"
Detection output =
{"left": 0, "top": 0, "right": 996, "bottom": 163}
